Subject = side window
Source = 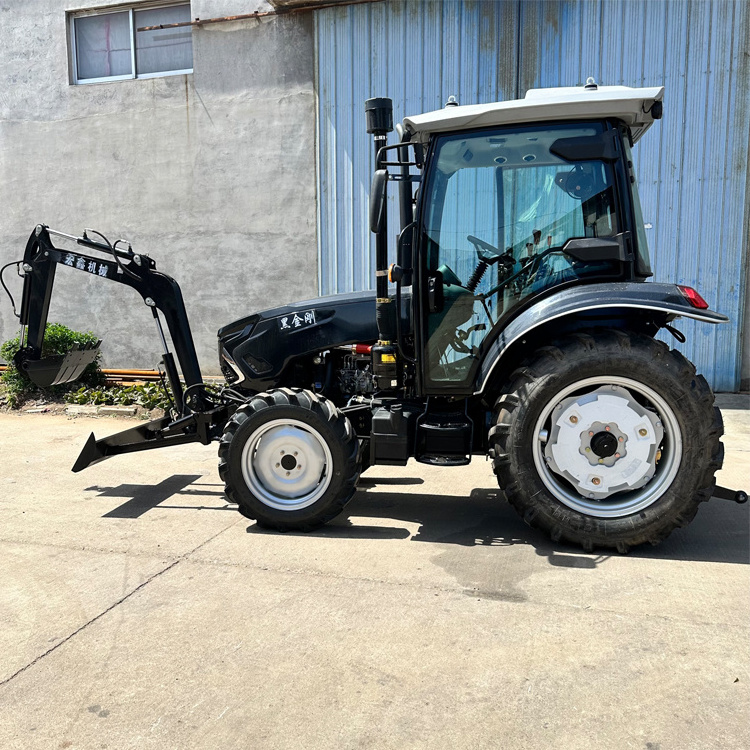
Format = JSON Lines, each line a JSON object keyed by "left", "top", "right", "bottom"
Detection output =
{"left": 71, "top": 4, "right": 193, "bottom": 84}
{"left": 621, "top": 135, "right": 653, "bottom": 276}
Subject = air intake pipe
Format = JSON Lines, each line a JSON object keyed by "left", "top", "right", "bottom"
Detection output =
{"left": 365, "top": 97, "right": 396, "bottom": 346}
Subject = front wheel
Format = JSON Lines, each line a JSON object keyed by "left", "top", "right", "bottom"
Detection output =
{"left": 219, "top": 388, "right": 360, "bottom": 531}
{"left": 490, "top": 331, "right": 723, "bottom": 552}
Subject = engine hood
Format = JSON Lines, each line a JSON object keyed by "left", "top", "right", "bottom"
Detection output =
{"left": 217, "top": 290, "right": 380, "bottom": 391}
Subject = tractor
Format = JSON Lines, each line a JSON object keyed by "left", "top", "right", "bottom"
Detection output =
{"left": 7, "top": 81, "right": 739, "bottom": 552}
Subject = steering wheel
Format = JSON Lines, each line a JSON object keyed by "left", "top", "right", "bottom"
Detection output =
{"left": 467, "top": 235, "right": 503, "bottom": 264}
{"left": 464, "top": 235, "right": 517, "bottom": 296}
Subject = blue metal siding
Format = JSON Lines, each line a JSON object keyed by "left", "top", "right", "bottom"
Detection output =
{"left": 517, "top": 0, "right": 749, "bottom": 391}
{"left": 315, "top": 0, "right": 748, "bottom": 391}
{"left": 315, "top": 0, "right": 519, "bottom": 295}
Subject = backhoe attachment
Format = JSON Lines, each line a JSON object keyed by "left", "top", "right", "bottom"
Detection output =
{"left": 13, "top": 225, "right": 232, "bottom": 471}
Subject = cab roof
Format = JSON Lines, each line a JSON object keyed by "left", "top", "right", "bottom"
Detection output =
{"left": 403, "top": 84, "right": 664, "bottom": 144}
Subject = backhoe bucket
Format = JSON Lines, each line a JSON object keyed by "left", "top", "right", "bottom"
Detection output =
{"left": 19, "top": 340, "right": 101, "bottom": 387}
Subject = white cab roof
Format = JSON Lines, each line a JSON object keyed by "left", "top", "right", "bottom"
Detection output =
{"left": 403, "top": 84, "right": 664, "bottom": 143}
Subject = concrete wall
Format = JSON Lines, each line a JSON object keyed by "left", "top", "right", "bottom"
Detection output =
{"left": 0, "top": 0, "right": 319, "bottom": 373}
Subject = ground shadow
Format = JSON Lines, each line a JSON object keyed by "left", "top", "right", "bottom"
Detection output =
{"left": 332, "top": 484, "right": 750, "bottom": 565}
{"left": 86, "top": 475, "right": 748, "bottom": 564}
{"left": 85, "top": 475, "right": 232, "bottom": 518}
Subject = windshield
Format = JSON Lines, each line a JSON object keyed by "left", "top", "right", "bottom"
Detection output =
{"left": 422, "top": 122, "right": 621, "bottom": 386}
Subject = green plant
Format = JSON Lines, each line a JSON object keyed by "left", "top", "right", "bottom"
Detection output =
{"left": 65, "top": 382, "right": 173, "bottom": 411}
{"left": 0, "top": 322, "right": 104, "bottom": 407}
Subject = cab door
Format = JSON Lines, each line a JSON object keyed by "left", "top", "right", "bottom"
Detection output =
{"left": 417, "top": 122, "right": 622, "bottom": 395}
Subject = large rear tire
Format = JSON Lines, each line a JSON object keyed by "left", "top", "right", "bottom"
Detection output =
{"left": 219, "top": 388, "right": 360, "bottom": 531}
{"left": 490, "top": 331, "right": 723, "bottom": 552}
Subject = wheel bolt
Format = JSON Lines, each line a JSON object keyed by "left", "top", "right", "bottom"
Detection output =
{"left": 615, "top": 453, "right": 620, "bottom": 458}
{"left": 569, "top": 415, "right": 578, "bottom": 424}
{"left": 589, "top": 431, "right": 594, "bottom": 437}
{"left": 294, "top": 451, "right": 298, "bottom": 456}
{"left": 275, "top": 463, "right": 280, "bottom": 468}
{"left": 619, "top": 436, "right": 624, "bottom": 442}
{"left": 585, "top": 447, "right": 591, "bottom": 452}
{"left": 286, "top": 471, "right": 290, "bottom": 476}
{"left": 592, "top": 477, "right": 601, "bottom": 486}
{"left": 280, "top": 450, "right": 285, "bottom": 455}
{"left": 297, "top": 466, "right": 302, "bottom": 470}
{"left": 639, "top": 428, "right": 648, "bottom": 437}
{"left": 605, "top": 426, "right": 610, "bottom": 432}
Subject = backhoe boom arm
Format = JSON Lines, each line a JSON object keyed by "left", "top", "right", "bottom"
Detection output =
{"left": 16, "top": 225, "right": 203, "bottom": 396}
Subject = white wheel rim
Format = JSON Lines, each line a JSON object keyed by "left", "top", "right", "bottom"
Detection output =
{"left": 241, "top": 418, "right": 333, "bottom": 511}
{"left": 532, "top": 376, "right": 682, "bottom": 518}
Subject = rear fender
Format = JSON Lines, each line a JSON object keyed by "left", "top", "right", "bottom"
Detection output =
{"left": 475, "top": 282, "right": 728, "bottom": 396}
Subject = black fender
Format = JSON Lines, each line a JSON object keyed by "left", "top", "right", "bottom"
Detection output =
{"left": 474, "top": 282, "right": 728, "bottom": 395}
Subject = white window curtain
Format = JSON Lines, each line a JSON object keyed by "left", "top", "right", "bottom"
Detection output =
{"left": 75, "top": 11, "right": 132, "bottom": 80}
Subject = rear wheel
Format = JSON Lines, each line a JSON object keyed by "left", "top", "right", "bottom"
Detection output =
{"left": 219, "top": 388, "right": 360, "bottom": 531}
{"left": 490, "top": 331, "right": 723, "bottom": 552}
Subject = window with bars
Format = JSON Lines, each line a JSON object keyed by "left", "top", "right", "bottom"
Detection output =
{"left": 70, "top": 4, "right": 193, "bottom": 84}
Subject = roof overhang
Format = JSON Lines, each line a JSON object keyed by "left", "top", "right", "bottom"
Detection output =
{"left": 403, "top": 85, "right": 665, "bottom": 144}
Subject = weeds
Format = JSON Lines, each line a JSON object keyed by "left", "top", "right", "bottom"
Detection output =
{"left": 65, "top": 382, "right": 172, "bottom": 411}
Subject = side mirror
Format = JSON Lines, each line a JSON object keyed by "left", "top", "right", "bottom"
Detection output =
{"left": 369, "top": 169, "right": 388, "bottom": 234}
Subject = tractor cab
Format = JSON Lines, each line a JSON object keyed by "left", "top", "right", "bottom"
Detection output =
{"left": 368, "top": 82, "right": 664, "bottom": 397}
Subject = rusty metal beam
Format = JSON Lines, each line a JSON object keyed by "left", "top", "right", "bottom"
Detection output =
{"left": 136, "top": 0, "right": 382, "bottom": 32}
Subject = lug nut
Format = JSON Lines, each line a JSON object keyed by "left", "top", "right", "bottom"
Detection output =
{"left": 585, "top": 447, "right": 591, "bottom": 452}
{"left": 605, "top": 426, "right": 611, "bottom": 432}
{"left": 619, "top": 436, "right": 624, "bottom": 442}
{"left": 639, "top": 428, "right": 648, "bottom": 437}
{"left": 589, "top": 431, "right": 594, "bottom": 437}
{"left": 286, "top": 471, "right": 290, "bottom": 476}
{"left": 275, "top": 463, "right": 280, "bottom": 468}
{"left": 294, "top": 451, "right": 298, "bottom": 456}
{"left": 592, "top": 477, "right": 601, "bottom": 486}
{"left": 569, "top": 415, "right": 578, "bottom": 424}
{"left": 615, "top": 453, "right": 620, "bottom": 458}
{"left": 280, "top": 450, "right": 285, "bottom": 455}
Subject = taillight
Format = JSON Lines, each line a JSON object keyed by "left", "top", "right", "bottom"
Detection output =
{"left": 677, "top": 285, "right": 709, "bottom": 309}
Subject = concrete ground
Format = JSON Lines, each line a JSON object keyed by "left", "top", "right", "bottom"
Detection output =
{"left": 0, "top": 396, "right": 748, "bottom": 750}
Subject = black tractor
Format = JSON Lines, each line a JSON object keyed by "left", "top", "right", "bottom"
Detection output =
{"left": 8, "top": 82, "right": 737, "bottom": 552}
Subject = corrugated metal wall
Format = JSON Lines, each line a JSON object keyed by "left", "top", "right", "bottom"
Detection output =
{"left": 315, "top": 0, "right": 749, "bottom": 391}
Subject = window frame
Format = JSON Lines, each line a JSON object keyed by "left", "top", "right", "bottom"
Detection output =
{"left": 69, "top": 2, "right": 193, "bottom": 85}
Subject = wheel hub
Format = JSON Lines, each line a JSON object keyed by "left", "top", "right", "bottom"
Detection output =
{"left": 241, "top": 420, "right": 330, "bottom": 508}
{"left": 590, "top": 430, "right": 618, "bottom": 458}
{"left": 280, "top": 454, "right": 297, "bottom": 471}
{"left": 543, "top": 385, "right": 664, "bottom": 500}
{"left": 580, "top": 420, "right": 628, "bottom": 467}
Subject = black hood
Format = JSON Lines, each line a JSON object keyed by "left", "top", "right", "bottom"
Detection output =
{"left": 217, "top": 290, "right": 379, "bottom": 391}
